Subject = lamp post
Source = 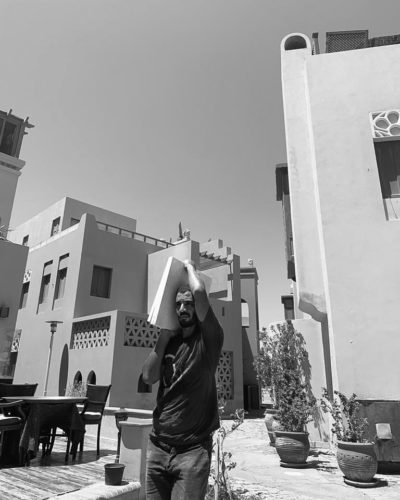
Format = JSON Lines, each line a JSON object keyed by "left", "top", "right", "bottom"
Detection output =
{"left": 43, "top": 320, "right": 63, "bottom": 396}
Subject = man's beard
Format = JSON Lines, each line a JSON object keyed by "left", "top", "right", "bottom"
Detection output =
{"left": 178, "top": 315, "right": 196, "bottom": 328}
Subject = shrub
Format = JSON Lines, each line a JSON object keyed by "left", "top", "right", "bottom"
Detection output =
{"left": 254, "top": 321, "right": 316, "bottom": 432}
{"left": 320, "top": 388, "right": 369, "bottom": 443}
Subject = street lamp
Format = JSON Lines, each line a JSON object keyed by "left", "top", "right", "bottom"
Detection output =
{"left": 43, "top": 320, "right": 63, "bottom": 396}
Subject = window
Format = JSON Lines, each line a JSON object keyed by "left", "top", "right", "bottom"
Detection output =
{"left": 38, "top": 261, "right": 53, "bottom": 309}
{"left": 54, "top": 268, "right": 67, "bottom": 300}
{"left": 281, "top": 295, "right": 295, "bottom": 320}
{"left": 70, "top": 218, "right": 80, "bottom": 227}
{"left": 22, "top": 235, "right": 29, "bottom": 246}
{"left": 87, "top": 371, "right": 96, "bottom": 385}
{"left": 51, "top": 217, "right": 61, "bottom": 236}
{"left": 97, "top": 222, "right": 107, "bottom": 231}
{"left": 374, "top": 141, "right": 400, "bottom": 198}
{"left": 0, "top": 118, "right": 20, "bottom": 156}
{"left": 90, "top": 265, "right": 112, "bottom": 298}
{"left": 53, "top": 254, "right": 69, "bottom": 307}
{"left": 39, "top": 275, "right": 51, "bottom": 304}
{"left": 19, "top": 282, "right": 29, "bottom": 309}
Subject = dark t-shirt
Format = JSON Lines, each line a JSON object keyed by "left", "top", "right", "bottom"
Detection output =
{"left": 150, "top": 307, "right": 224, "bottom": 446}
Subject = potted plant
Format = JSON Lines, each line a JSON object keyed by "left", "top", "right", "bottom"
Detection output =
{"left": 254, "top": 321, "right": 316, "bottom": 466}
{"left": 320, "top": 388, "right": 378, "bottom": 486}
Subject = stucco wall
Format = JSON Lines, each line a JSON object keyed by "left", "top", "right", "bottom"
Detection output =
{"left": 75, "top": 214, "right": 158, "bottom": 318}
{"left": 0, "top": 164, "right": 20, "bottom": 232}
{"left": 240, "top": 269, "right": 259, "bottom": 386}
{"left": 0, "top": 240, "right": 28, "bottom": 377}
{"left": 281, "top": 34, "right": 400, "bottom": 399}
{"left": 280, "top": 35, "right": 327, "bottom": 322}
{"left": 10, "top": 197, "right": 138, "bottom": 248}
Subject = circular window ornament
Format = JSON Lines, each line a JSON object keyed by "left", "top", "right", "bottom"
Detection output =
{"left": 371, "top": 110, "right": 400, "bottom": 138}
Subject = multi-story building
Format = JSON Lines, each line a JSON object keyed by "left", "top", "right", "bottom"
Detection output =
{"left": 0, "top": 109, "right": 33, "bottom": 379}
{"left": 276, "top": 29, "right": 400, "bottom": 456}
{"left": 10, "top": 198, "right": 260, "bottom": 414}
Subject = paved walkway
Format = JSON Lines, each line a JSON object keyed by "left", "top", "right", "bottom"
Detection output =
{"left": 222, "top": 417, "right": 400, "bottom": 499}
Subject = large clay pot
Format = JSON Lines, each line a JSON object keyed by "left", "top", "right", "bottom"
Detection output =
{"left": 264, "top": 409, "right": 281, "bottom": 446}
{"left": 274, "top": 431, "right": 310, "bottom": 465}
{"left": 336, "top": 441, "right": 377, "bottom": 483}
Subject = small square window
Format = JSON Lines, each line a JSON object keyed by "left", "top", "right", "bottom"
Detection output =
{"left": 22, "top": 235, "right": 29, "bottom": 246}
{"left": 90, "top": 265, "right": 112, "bottom": 298}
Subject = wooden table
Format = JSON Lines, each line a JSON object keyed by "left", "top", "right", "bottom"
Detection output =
{"left": 4, "top": 396, "right": 87, "bottom": 464}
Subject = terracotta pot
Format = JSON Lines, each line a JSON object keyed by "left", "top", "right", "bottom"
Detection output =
{"left": 274, "top": 431, "right": 310, "bottom": 465}
{"left": 336, "top": 441, "right": 377, "bottom": 483}
{"left": 104, "top": 463, "right": 125, "bottom": 485}
{"left": 264, "top": 409, "right": 281, "bottom": 446}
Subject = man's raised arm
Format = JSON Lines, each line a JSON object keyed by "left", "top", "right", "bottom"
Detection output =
{"left": 184, "top": 260, "right": 210, "bottom": 322}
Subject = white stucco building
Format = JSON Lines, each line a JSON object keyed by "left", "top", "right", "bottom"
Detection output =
{"left": 276, "top": 30, "right": 400, "bottom": 456}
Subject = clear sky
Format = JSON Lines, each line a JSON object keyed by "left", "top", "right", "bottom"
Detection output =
{"left": 3, "top": 0, "right": 400, "bottom": 328}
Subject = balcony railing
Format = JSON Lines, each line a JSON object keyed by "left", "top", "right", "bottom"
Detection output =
{"left": 97, "top": 222, "right": 173, "bottom": 248}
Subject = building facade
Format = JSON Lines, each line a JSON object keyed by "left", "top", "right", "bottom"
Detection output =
{"left": 277, "top": 30, "right": 400, "bottom": 453}
{"left": 10, "top": 198, "right": 259, "bottom": 413}
{"left": 0, "top": 110, "right": 32, "bottom": 379}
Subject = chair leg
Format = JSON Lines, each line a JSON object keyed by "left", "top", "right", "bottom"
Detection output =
{"left": 79, "top": 434, "right": 84, "bottom": 454}
{"left": 65, "top": 434, "right": 71, "bottom": 462}
{"left": 96, "top": 423, "right": 101, "bottom": 457}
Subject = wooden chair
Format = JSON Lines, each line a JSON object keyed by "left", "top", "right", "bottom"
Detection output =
{"left": 0, "top": 400, "right": 26, "bottom": 466}
{"left": 79, "top": 384, "right": 111, "bottom": 457}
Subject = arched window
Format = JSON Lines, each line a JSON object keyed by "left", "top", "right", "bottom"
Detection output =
{"left": 87, "top": 370, "right": 96, "bottom": 385}
{"left": 73, "top": 371, "right": 82, "bottom": 385}
{"left": 137, "top": 374, "right": 152, "bottom": 393}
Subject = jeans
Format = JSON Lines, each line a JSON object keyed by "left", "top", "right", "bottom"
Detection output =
{"left": 145, "top": 436, "right": 212, "bottom": 500}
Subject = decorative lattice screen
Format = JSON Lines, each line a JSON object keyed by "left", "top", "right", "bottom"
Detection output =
{"left": 370, "top": 110, "right": 400, "bottom": 138}
{"left": 217, "top": 350, "right": 234, "bottom": 400}
{"left": 71, "top": 316, "right": 110, "bottom": 349}
{"left": 326, "top": 30, "right": 368, "bottom": 53}
{"left": 11, "top": 330, "right": 21, "bottom": 353}
{"left": 124, "top": 316, "right": 160, "bottom": 348}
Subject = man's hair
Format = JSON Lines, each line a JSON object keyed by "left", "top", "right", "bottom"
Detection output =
{"left": 176, "top": 284, "right": 193, "bottom": 296}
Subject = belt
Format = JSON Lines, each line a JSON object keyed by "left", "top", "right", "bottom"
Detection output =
{"left": 150, "top": 434, "right": 212, "bottom": 453}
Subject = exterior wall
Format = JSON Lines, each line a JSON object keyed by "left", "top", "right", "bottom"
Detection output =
{"left": 74, "top": 214, "right": 157, "bottom": 318}
{"left": 13, "top": 213, "right": 159, "bottom": 396}
{"left": 240, "top": 268, "right": 259, "bottom": 387}
{"left": 280, "top": 35, "right": 327, "bottom": 323}
{"left": 13, "top": 223, "right": 85, "bottom": 391}
{"left": 0, "top": 240, "right": 28, "bottom": 378}
{"left": 10, "top": 197, "right": 137, "bottom": 248}
{"left": 0, "top": 160, "right": 22, "bottom": 231}
{"left": 281, "top": 34, "right": 400, "bottom": 399}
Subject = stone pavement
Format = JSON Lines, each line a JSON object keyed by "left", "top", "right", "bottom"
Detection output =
{"left": 222, "top": 416, "right": 400, "bottom": 499}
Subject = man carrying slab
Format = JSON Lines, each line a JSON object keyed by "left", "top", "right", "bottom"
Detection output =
{"left": 142, "top": 259, "right": 224, "bottom": 499}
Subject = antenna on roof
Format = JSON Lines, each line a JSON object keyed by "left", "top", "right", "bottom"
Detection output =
{"left": 178, "top": 222, "right": 183, "bottom": 240}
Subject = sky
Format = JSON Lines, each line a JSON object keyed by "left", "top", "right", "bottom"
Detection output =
{"left": 2, "top": 0, "right": 400, "bottom": 329}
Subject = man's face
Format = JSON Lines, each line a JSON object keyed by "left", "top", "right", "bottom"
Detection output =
{"left": 175, "top": 290, "right": 196, "bottom": 328}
